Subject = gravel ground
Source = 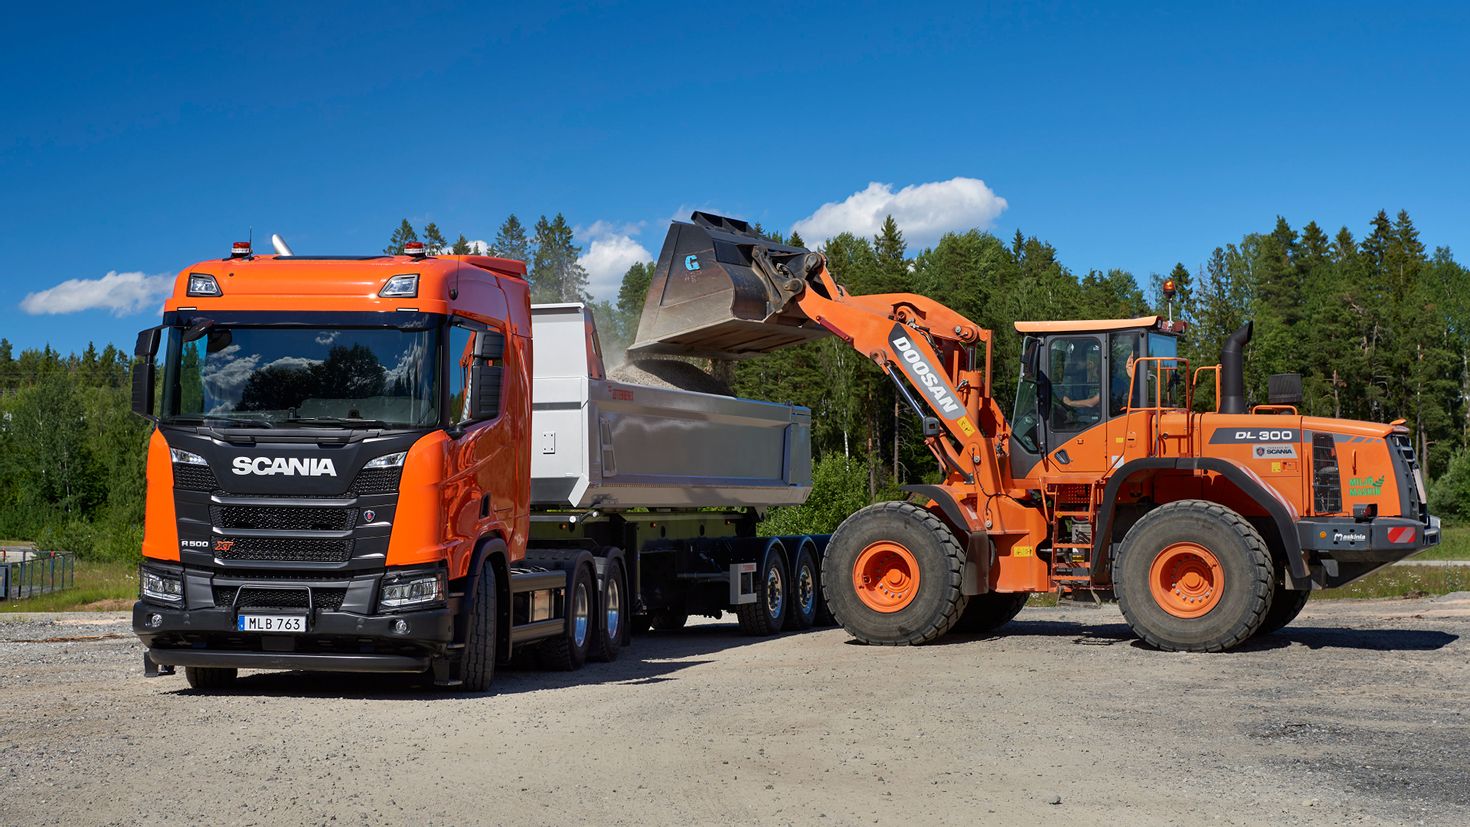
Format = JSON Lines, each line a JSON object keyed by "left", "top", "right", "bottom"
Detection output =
{"left": 2, "top": 596, "right": 1468, "bottom": 826}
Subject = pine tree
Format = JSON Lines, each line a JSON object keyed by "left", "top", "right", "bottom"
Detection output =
{"left": 451, "top": 234, "right": 472, "bottom": 255}
{"left": 788, "top": 231, "right": 805, "bottom": 249}
{"left": 384, "top": 219, "right": 418, "bottom": 254}
{"left": 873, "top": 215, "right": 909, "bottom": 292}
{"left": 529, "top": 213, "right": 588, "bottom": 303}
{"left": 423, "top": 222, "right": 448, "bottom": 255}
{"left": 493, "top": 214, "right": 531, "bottom": 263}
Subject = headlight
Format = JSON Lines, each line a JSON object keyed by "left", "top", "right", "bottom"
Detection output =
{"left": 141, "top": 569, "right": 184, "bottom": 604}
{"left": 186, "top": 273, "right": 222, "bottom": 297}
{"left": 170, "top": 447, "right": 207, "bottom": 465}
{"left": 380, "top": 572, "right": 446, "bottom": 609}
{"left": 379, "top": 274, "right": 419, "bottom": 298}
{"left": 364, "top": 451, "right": 406, "bottom": 469}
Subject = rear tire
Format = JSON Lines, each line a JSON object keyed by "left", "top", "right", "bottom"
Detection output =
{"left": 737, "top": 546, "right": 789, "bottom": 635}
{"left": 951, "top": 592, "right": 1028, "bottom": 635}
{"left": 184, "top": 666, "right": 237, "bottom": 690}
{"left": 820, "top": 501, "right": 967, "bottom": 645}
{"left": 784, "top": 546, "right": 819, "bottom": 631}
{"left": 1255, "top": 581, "right": 1310, "bottom": 637}
{"left": 537, "top": 565, "right": 594, "bottom": 671}
{"left": 461, "top": 563, "right": 498, "bottom": 692}
{"left": 1115, "top": 500, "right": 1273, "bottom": 652}
{"left": 589, "top": 559, "right": 627, "bottom": 662}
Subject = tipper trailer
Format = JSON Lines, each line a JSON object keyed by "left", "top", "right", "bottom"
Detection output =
{"left": 130, "top": 241, "right": 823, "bottom": 691}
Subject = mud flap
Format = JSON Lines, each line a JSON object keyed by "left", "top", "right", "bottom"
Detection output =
{"left": 143, "top": 652, "right": 174, "bottom": 677}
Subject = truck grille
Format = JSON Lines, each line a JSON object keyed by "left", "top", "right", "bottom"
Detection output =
{"left": 215, "top": 537, "right": 353, "bottom": 563}
{"left": 211, "top": 504, "right": 356, "bottom": 532}
{"left": 173, "top": 463, "right": 219, "bottom": 492}
{"left": 350, "top": 467, "right": 402, "bottom": 495}
{"left": 213, "top": 585, "right": 347, "bottom": 611}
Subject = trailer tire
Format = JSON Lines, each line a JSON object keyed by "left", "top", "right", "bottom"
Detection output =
{"left": 737, "top": 545, "right": 789, "bottom": 635}
{"left": 590, "top": 559, "right": 627, "bottom": 662}
{"left": 537, "top": 564, "right": 595, "bottom": 671}
{"left": 1254, "top": 582, "right": 1310, "bottom": 637}
{"left": 951, "top": 592, "right": 1029, "bottom": 635}
{"left": 821, "top": 501, "right": 967, "bottom": 646}
{"left": 461, "top": 562, "right": 498, "bottom": 692}
{"left": 648, "top": 610, "right": 688, "bottom": 631}
{"left": 1115, "top": 500, "right": 1273, "bottom": 652}
{"left": 785, "top": 546, "right": 819, "bottom": 631}
{"left": 184, "top": 666, "right": 237, "bottom": 690}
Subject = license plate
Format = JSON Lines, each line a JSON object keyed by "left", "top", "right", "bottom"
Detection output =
{"left": 237, "top": 614, "right": 306, "bottom": 633}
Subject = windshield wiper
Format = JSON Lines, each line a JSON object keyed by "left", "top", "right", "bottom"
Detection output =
{"left": 168, "top": 414, "right": 272, "bottom": 429}
{"left": 285, "top": 416, "right": 390, "bottom": 428}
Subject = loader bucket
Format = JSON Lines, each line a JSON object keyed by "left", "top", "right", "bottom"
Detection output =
{"left": 628, "top": 212, "right": 830, "bottom": 360}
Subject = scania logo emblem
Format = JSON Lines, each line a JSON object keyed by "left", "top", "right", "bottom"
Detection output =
{"left": 362, "top": 509, "right": 377, "bottom": 523}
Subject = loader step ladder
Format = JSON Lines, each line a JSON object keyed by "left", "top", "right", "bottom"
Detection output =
{"left": 1047, "top": 484, "right": 1100, "bottom": 582}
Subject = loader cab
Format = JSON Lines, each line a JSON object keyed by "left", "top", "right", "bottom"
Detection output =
{"left": 1009, "top": 316, "right": 1183, "bottom": 478}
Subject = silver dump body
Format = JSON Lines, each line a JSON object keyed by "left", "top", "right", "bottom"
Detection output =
{"left": 529, "top": 304, "right": 813, "bottom": 510}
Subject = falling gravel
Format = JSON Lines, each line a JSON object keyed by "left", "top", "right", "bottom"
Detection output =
{"left": 607, "top": 358, "right": 732, "bottom": 395}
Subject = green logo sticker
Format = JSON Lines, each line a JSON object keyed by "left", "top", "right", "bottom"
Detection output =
{"left": 1348, "top": 475, "right": 1385, "bottom": 497}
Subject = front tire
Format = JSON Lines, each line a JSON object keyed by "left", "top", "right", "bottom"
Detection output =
{"left": 461, "top": 562, "right": 499, "bottom": 691}
{"left": 184, "top": 666, "right": 237, "bottom": 690}
{"left": 821, "top": 501, "right": 967, "bottom": 645}
{"left": 1115, "top": 500, "right": 1273, "bottom": 652}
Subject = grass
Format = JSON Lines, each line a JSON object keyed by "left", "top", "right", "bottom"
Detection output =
{"left": 0, "top": 560, "right": 136, "bottom": 613}
{"left": 1312, "top": 564, "right": 1470, "bottom": 601}
{"left": 1410, "top": 523, "right": 1470, "bottom": 560}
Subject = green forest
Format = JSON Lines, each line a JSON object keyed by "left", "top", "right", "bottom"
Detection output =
{"left": 4, "top": 208, "right": 1468, "bottom": 560}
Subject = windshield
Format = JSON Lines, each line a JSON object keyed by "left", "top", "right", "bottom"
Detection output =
{"left": 161, "top": 325, "right": 439, "bottom": 428}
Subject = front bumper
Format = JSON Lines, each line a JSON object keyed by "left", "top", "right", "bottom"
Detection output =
{"left": 1297, "top": 515, "right": 1441, "bottom": 587}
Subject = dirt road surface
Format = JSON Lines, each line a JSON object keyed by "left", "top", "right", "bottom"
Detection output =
{"left": 3, "top": 596, "right": 1468, "bottom": 826}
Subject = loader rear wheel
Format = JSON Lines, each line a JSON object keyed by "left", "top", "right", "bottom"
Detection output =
{"left": 1115, "top": 500, "right": 1273, "bottom": 652}
{"left": 951, "top": 592, "right": 1029, "bottom": 635}
{"left": 1254, "top": 582, "right": 1310, "bottom": 637}
{"left": 821, "top": 501, "right": 966, "bottom": 646}
{"left": 184, "top": 666, "right": 237, "bottom": 690}
{"left": 737, "top": 546, "right": 789, "bottom": 635}
{"left": 784, "top": 546, "right": 819, "bottom": 631}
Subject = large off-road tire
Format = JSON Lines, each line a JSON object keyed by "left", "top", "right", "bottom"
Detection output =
{"left": 461, "top": 563, "right": 499, "bottom": 691}
{"left": 1115, "top": 500, "right": 1274, "bottom": 652}
{"left": 184, "top": 666, "right": 237, "bottom": 690}
{"left": 821, "top": 501, "right": 967, "bottom": 646}
{"left": 1254, "top": 581, "right": 1310, "bottom": 637}
{"left": 784, "top": 546, "right": 820, "bottom": 631}
{"left": 951, "top": 592, "right": 1029, "bottom": 635}
{"left": 737, "top": 545, "right": 789, "bottom": 635}
{"left": 589, "top": 558, "right": 627, "bottom": 662}
{"left": 537, "top": 565, "right": 595, "bottom": 671}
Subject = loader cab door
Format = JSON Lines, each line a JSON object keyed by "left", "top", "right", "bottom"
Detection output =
{"left": 1011, "top": 333, "right": 1109, "bottom": 477}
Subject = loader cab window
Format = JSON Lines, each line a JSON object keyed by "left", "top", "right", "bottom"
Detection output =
{"left": 1048, "top": 336, "right": 1102, "bottom": 432}
{"left": 1109, "top": 333, "right": 1143, "bottom": 415}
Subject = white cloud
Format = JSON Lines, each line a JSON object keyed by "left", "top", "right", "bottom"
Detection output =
{"left": 20, "top": 270, "right": 174, "bottom": 316}
{"left": 790, "top": 177, "right": 1008, "bottom": 249}
{"left": 576, "top": 225, "right": 653, "bottom": 300}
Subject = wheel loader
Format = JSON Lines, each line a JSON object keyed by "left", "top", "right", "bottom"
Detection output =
{"left": 630, "top": 212, "right": 1441, "bottom": 652}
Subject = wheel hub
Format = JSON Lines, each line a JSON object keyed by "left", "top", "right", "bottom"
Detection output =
{"left": 1149, "top": 542, "right": 1224, "bottom": 619}
{"left": 853, "top": 541, "right": 920, "bottom": 613}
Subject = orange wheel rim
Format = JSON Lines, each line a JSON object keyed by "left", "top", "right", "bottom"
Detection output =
{"left": 853, "top": 541, "right": 920, "bottom": 613}
{"left": 1149, "top": 542, "right": 1224, "bottom": 618}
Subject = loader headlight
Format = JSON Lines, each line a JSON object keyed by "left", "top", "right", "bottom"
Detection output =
{"left": 379, "top": 571, "right": 446, "bottom": 610}
{"left": 141, "top": 568, "right": 184, "bottom": 605}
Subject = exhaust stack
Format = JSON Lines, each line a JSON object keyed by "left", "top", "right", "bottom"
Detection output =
{"left": 628, "top": 213, "right": 829, "bottom": 360}
{"left": 271, "top": 234, "right": 295, "bottom": 257}
{"left": 1219, "top": 321, "right": 1252, "bottom": 414}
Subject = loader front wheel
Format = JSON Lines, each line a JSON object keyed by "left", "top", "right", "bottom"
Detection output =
{"left": 821, "top": 502, "right": 967, "bottom": 645}
{"left": 1115, "top": 500, "right": 1273, "bottom": 652}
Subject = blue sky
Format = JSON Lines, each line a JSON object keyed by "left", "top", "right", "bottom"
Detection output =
{"left": 3, "top": 1, "right": 1468, "bottom": 354}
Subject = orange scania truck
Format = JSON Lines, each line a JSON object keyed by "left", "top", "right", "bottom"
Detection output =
{"left": 130, "top": 239, "right": 821, "bottom": 692}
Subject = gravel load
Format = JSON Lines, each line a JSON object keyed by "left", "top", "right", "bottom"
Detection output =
{"left": 607, "top": 358, "right": 733, "bottom": 395}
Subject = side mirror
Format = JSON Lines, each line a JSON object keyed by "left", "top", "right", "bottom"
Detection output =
{"left": 469, "top": 329, "right": 507, "bottom": 420}
{"left": 132, "top": 327, "right": 162, "bottom": 419}
{"left": 1019, "top": 336, "right": 1040, "bottom": 380}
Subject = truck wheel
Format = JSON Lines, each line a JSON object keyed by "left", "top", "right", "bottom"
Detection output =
{"left": 461, "top": 563, "right": 498, "bottom": 692}
{"left": 184, "top": 666, "right": 237, "bottom": 690}
{"left": 821, "top": 501, "right": 967, "bottom": 645}
{"left": 784, "top": 547, "right": 819, "bottom": 631}
{"left": 737, "top": 546, "right": 789, "bottom": 635}
{"left": 951, "top": 592, "right": 1028, "bottom": 635}
{"left": 1115, "top": 500, "right": 1273, "bottom": 652}
{"left": 537, "top": 565, "right": 595, "bottom": 671}
{"left": 590, "top": 559, "right": 627, "bottom": 662}
{"left": 648, "top": 610, "right": 688, "bottom": 631}
{"left": 1254, "top": 582, "right": 1310, "bottom": 637}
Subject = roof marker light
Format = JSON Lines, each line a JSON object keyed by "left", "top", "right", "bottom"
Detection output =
{"left": 403, "top": 241, "right": 427, "bottom": 258}
{"left": 231, "top": 241, "right": 251, "bottom": 258}
{"left": 380, "top": 274, "right": 419, "bottom": 298}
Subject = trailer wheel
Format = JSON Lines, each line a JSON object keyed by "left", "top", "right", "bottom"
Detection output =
{"left": 461, "top": 563, "right": 498, "bottom": 691}
{"left": 784, "top": 546, "right": 819, "bottom": 631}
{"left": 737, "top": 545, "right": 789, "bottom": 635}
{"left": 648, "top": 610, "right": 688, "bottom": 631}
{"left": 951, "top": 592, "right": 1029, "bottom": 635}
{"left": 1115, "top": 500, "right": 1273, "bottom": 652}
{"left": 537, "top": 565, "right": 594, "bottom": 671}
{"left": 590, "top": 559, "right": 627, "bottom": 662}
{"left": 1254, "top": 582, "right": 1310, "bottom": 637}
{"left": 821, "top": 501, "right": 967, "bottom": 645}
{"left": 184, "top": 666, "right": 237, "bottom": 690}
